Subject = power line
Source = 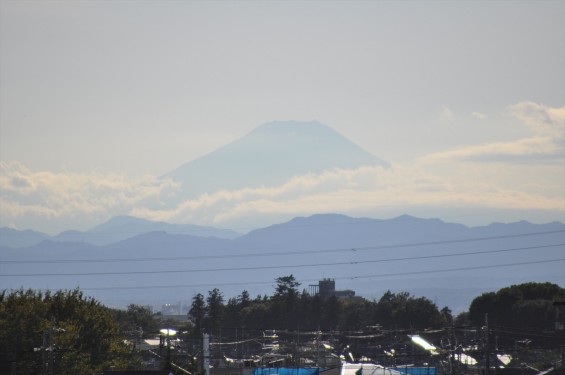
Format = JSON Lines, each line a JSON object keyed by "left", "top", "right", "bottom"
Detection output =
{"left": 349, "top": 258, "right": 565, "bottom": 280}
{"left": 2, "top": 229, "right": 563, "bottom": 264}
{"left": 2, "top": 243, "right": 562, "bottom": 277}
{"left": 28, "top": 258, "right": 565, "bottom": 291}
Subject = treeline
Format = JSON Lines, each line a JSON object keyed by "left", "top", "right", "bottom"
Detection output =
{"left": 185, "top": 277, "right": 565, "bottom": 339}
{"left": 1, "top": 278, "right": 563, "bottom": 374}
{"left": 187, "top": 275, "right": 451, "bottom": 336}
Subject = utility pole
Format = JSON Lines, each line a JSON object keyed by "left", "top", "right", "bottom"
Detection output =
{"left": 48, "top": 318, "right": 55, "bottom": 375}
{"left": 203, "top": 333, "right": 210, "bottom": 375}
{"left": 42, "top": 330, "right": 48, "bottom": 375}
{"left": 316, "top": 328, "right": 320, "bottom": 368}
{"left": 449, "top": 325, "right": 457, "bottom": 375}
{"left": 484, "top": 314, "right": 490, "bottom": 375}
{"left": 494, "top": 335, "right": 499, "bottom": 375}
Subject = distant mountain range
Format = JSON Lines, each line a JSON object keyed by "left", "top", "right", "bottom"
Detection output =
{"left": 1, "top": 122, "right": 563, "bottom": 312}
{"left": 1, "top": 214, "right": 564, "bottom": 313}
{"left": 0, "top": 215, "right": 240, "bottom": 248}
{"left": 162, "top": 120, "right": 389, "bottom": 200}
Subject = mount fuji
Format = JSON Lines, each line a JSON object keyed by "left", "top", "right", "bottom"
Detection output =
{"left": 163, "top": 120, "right": 389, "bottom": 199}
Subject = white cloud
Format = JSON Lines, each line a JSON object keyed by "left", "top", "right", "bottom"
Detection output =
{"left": 2, "top": 101, "right": 564, "bottom": 233}
{"left": 508, "top": 101, "right": 565, "bottom": 137}
{"left": 423, "top": 102, "right": 564, "bottom": 164}
{"left": 130, "top": 162, "right": 564, "bottom": 228}
{"left": 0, "top": 161, "right": 180, "bottom": 226}
{"left": 2, "top": 159, "right": 563, "bottom": 233}
{"left": 472, "top": 111, "right": 486, "bottom": 120}
{"left": 439, "top": 105, "right": 454, "bottom": 121}
{"left": 420, "top": 136, "right": 562, "bottom": 163}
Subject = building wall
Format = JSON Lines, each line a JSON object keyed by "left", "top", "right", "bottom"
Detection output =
{"left": 319, "top": 279, "right": 336, "bottom": 298}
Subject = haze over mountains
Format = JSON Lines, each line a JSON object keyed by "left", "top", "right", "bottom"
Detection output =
{"left": 2, "top": 213, "right": 564, "bottom": 313}
{"left": 1, "top": 121, "right": 564, "bottom": 313}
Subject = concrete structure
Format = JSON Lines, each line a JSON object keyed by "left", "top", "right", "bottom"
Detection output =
{"left": 309, "top": 279, "right": 355, "bottom": 299}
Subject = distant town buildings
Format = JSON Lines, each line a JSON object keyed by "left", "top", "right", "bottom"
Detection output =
{"left": 161, "top": 303, "right": 182, "bottom": 316}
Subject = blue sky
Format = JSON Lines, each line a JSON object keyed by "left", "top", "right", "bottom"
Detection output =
{"left": 1, "top": 0, "right": 564, "bottom": 234}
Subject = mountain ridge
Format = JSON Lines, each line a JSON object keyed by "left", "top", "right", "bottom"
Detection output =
{"left": 0, "top": 215, "right": 240, "bottom": 248}
{"left": 2, "top": 213, "right": 563, "bottom": 249}
{"left": 2, "top": 213, "right": 563, "bottom": 314}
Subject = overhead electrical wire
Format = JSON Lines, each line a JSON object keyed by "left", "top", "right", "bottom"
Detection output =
{"left": 1, "top": 243, "right": 563, "bottom": 277}
{"left": 1, "top": 229, "right": 563, "bottom": 265}
{"left": 2, "top": 230, "right": 563, "bottom": 293}
{"left": 71, "top": 258, "right": 565, "bottom": 291}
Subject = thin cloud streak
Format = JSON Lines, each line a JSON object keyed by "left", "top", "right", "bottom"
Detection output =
{"left": 422, "top": 102, "right": 565, "bottom": 164}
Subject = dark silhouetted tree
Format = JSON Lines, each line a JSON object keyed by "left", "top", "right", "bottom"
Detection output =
{"left": 468, "top": 282, "right": 565, "bottom": 330}
{"left": 206, "top": 288, "right": 224, "bottom": 333}
{"left": 189, "top": 293, "right": 206, "bottom": 335}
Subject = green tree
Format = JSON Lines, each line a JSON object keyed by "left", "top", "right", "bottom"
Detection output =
{"left": 189, "top": 293, "right": 206, "bottom": 335}
{"left": 240, "top": 303, "right": 271, "bottom": 329}
{"left": 374, "top": 290, "right": 396, "bottom": 328}
{"left": 468, "top": 282, "right": 565, "bottom": 329}
{"left": 274, "top": 274, "right": 301, "bottom": 300}
{"left": 468, "top": 291, "right": 496, "bottom": 326}
{"left": 454, "top": 311, "right": 470, "bottom": 326}
{"left": 321, "top": 295, "right": 341, "bottom": 330}
{"left": 273, "top": 275, "right": 301, "bottom": 328}
{"left": 374, "top": 291, "right": 444, "bottom": 329}
{"left": 304, "top": 293, "right": 323, "bottom": 329}
{"left": 0, "top": 288, "right": 137, "bottom": 375}
{"left": 112, "top": 304, "right": 159, "bottom": 339}
{"left": 239, "top": 290, "right": 251, "bottom": 308}
{"left": 511, "top": 299, "right": 554, "bottom": 330}
{"left": 441, "top": 306, "right": 453, "bottom": 326}
{"left": 206, "top": 288, "right": 225, "bottom": 333}
{"left": 341, "top": 299, "right": 372, "bottom": 330}
{"left": 223, "top": 297, "right": 241, "bottom": 328}
{"left": 403, "top": 296, "right": 444, "bottom": 328}
{"left": 222, "top": 290, "right": 251, "bottom": 328}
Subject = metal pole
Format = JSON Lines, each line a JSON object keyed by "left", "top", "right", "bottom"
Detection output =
{"left": 204, "top": 333, "right": 210, "bottom": 375}
{"left": 48, "top": 319, "right": 54, "bottom": 375}
{"left": 484, "top": 314, "right": 490, "bottom": 375}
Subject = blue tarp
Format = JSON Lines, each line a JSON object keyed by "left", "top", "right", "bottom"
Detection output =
{"left": 251, "top": 368, "right": 326, "bottom": 375}
{"left": 393, "top": 367, "right": 436, "bottom": 375}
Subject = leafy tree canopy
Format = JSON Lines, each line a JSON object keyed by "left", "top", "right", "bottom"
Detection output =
{"left": 0, "top": 288, "right": 138, "bottom": 375}
{"left": 468, "top": 282, "right": 565, "bottom": 329}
